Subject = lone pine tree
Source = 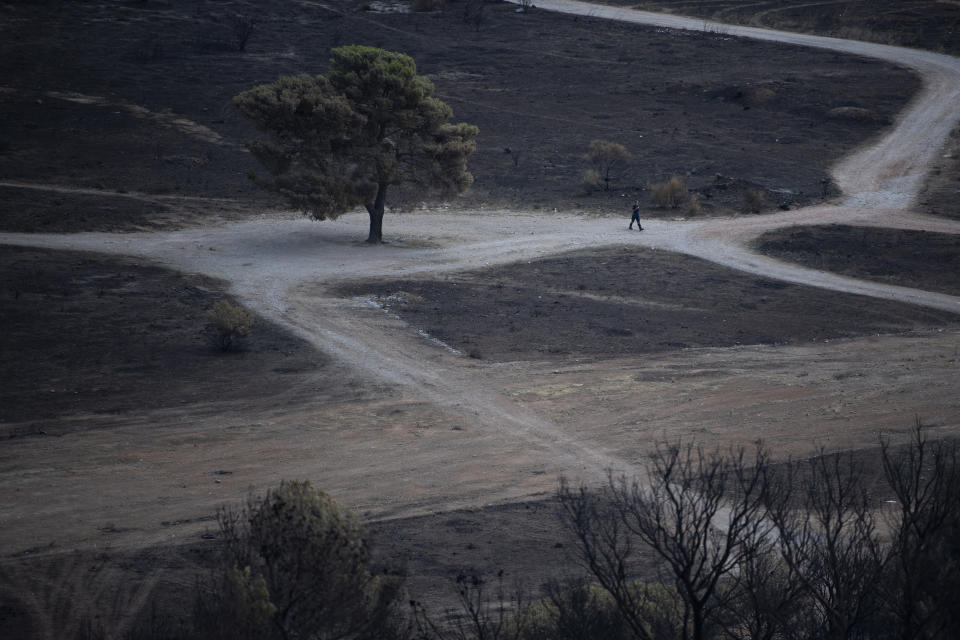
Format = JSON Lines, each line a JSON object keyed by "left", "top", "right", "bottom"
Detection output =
{"left": 234, "top": 46, "right": 478, "bottom": 243}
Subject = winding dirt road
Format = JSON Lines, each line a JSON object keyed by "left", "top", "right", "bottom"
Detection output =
{"left": 2, "top": 0, "right": 960, "bottom": 568}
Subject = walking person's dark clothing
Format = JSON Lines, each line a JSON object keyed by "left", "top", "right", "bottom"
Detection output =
{"left": 629, "top": 202, "right": 643, "bottom": 230}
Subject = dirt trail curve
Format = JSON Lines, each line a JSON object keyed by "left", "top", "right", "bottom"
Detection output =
{"left": 2, "top": 1, "right": 960, "bottom": 546}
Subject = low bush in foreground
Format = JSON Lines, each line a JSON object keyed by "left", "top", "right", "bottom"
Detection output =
{"left": 61, "top": 423, "right": 960, "bottom": 640}
{"left": 196, "top": 480, "right": 407, "bottom": 640}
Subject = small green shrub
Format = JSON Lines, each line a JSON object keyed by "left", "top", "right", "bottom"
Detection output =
{"left": 650, "top": 176, "right": 687, "bottom": 209}
{"left": 207, "top": 300, "right": 253, "bottom": 351}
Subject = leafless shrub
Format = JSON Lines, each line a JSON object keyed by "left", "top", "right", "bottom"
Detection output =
{"left": 763, "top": 448, "right": 886, "bottom": 640}
{"left": 586, "top": 140, "right": 632, "bottom": 191}
{"left": 878, "top": 420, "right": 960, "bottom": 640}
{"left": 557, "top": 430, "right": 960, "bottom": 640}
{"left": 559, "top": 443, "right": 772, "bottom": 640}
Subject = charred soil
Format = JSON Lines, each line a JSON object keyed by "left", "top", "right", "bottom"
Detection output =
{"left": 755, "top": 225, "right": 960, "bottom": 298}
{"left": 0, "top": 246, "right": 340, "bottom": 429}
{"left": 0, "top": 0, "right": 921, "bottom": 228}
{"left": 338, "top": 246, "right": 960, "bottom": 362}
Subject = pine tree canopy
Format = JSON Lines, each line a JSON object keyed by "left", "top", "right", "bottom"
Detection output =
{"left": 234, "top": 45, "right": 478, "bottom": 243}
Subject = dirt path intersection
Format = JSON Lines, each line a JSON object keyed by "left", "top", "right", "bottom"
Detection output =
{"left": 1, "top": 1, "right": 959, "bottom": 567}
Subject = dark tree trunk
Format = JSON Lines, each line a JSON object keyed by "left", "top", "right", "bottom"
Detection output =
{"left": 365, "top": 182, "right": 388, "bottom": 244}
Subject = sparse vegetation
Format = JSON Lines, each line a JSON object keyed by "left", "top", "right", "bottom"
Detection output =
{"left": 399, "top": 424, "right": 960, "bottom": 640}
{"left": 650, "top": 176, "right": 688, "bottom": 209}
{"left": 14, "top": 425, "right": 960, "bottom": 640}
{"left": 197, "top": 480, "right": 407, "bottom": 640}
{"left": 586, "top": 140, "right": 632, "bottom": 191}
{"left": 556, "top": 424, "right": 960, "bottom": 640}
{"left": 517, "top": 583, "right": 628, "bottom": 640}
{"left": 207, "top": 299, "right": 253, "bottom": 351}
{"left": 581, "top": 169, "right": 604, "bottom": 194}
{"left": 0, "top": 1, "right": 919, "bottom": 222}
{"left": 413, "top": 570, "right": 525, "bottom": 640}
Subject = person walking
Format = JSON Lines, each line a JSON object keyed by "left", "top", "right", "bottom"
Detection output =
{"left": 629, "top": 201, "right": 643, "bottom": 231}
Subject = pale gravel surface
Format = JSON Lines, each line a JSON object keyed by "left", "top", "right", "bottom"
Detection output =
{"left": 1, "top": 1, "right": 959, "bottom": 562}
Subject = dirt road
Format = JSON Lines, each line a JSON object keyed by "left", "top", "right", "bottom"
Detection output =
{"left": 1, "top": 0, "right": 959, "bottom": 568}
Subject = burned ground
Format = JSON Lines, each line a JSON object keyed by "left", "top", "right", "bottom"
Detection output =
{"left": 0, "top": 0, "right": 922, "bottom": 229}
{"left": 0, "top": 246, "right": 339, "bottom": 429}
{"left": 597, "top": 0, "right": 960, "bottom": 55}
{"left": 755, "top": 225, "right": 960, "bottom": 297}
{"left": 338, "top": 246, "right": 960, "bottom": 362}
